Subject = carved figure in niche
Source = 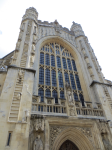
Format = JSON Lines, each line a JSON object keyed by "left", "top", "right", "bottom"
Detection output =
{"left": 0, "top": 60, "right": 7, "bottom": 70}
{"left": 102, "top": 96, "right": 107, "bottom": 106}
{"left": 69, "top": 107, "right": 75, "bottom": 116}
{"left": 16, "top": 93, "right": 22, "bottom": 100}
{"left": 33, "top": 135, "right": 43, "bottom": 150}
{"left": 102, "top": 134, "right": 112, "bottom": 150}
{"left": 33, "top": 35, "right": 37, "bottom": 43}
{"left": 67, "top": 91, "right": 74, "bottom": 105}
{"left": 30, "top": 55, "right": 35, "bottom": 64}
{"left": 34, "top": 118, "right": 44, "bottom": 131}
{"left": 54, "top": 20, "right": 61, "bottom": 33}
{"left": 18, "top": 70, "right": 23, "bottom": 83}
{"left": 79, "top": 40, "right": 85, "bottom": 50}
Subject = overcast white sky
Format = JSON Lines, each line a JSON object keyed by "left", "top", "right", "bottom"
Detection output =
{"left": 0, "top": 0, "right": 112, "bottom": 81}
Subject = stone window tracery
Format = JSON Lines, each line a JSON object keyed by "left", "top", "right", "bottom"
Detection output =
{"left": 38, "top": 42, "right": 84, "bottom": 104}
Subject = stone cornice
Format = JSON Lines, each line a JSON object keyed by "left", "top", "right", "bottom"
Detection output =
{"left": 90, "top": 80, "right": 112, "bottom": 87}
{"left": 8, "top": 65, "right": 36, "bottom": 74}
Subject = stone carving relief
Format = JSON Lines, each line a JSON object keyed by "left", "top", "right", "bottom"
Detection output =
{"left": 69, "top": 106, "right": 76, "bottom": 116}
{"left": 50, "top": 126, "right": 94, "bottom": 150}
{"left": 33, "top": 135, "right": 43, "bottom": 150}
{"left": 33, "top": 118, "right": 44, "bottom": 132}
{"left": 0, "top": 60, "right": 7, "bottom": 71}
{"left": 16, "top": 41, "right": 21, "bottom": 50}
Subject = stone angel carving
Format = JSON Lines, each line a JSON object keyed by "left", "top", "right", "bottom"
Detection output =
{"left": 34, "top": 118, "right": 44, "bottom": 132}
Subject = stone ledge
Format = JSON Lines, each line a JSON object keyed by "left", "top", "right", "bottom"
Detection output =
{"left": 90, "top": 80, "right": 112, "bottom": 87}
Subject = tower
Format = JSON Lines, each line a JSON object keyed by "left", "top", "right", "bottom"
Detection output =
{"left": 0, "top": 7, "right": 112, "bottom": 150}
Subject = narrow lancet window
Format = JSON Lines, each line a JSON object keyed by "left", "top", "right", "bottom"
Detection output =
{"left": 38, "top": 88, "right": 44, "bottom": 102}
{"left": 52, "top": 90, "right": 58, "bottom": 103}
{"left": 58, "top": 71, "right": 63, "bottom": 87}
{"left": 62, "top": 57, "right": 67, "bottom": 69}
{"left": 52, "top": 70, "right": 57, "bottom": 87}
{"left": 45, "top": 54, "right": 50, "bottom": 66}
{"left": 45, "top": 69, "right": 50, "bottom": 85}
{"left": 57, "top": 56, "right": 61, "bottom": 68}
{"left": 67, "top": 59, "right": 72, "bottom": 70}
{"left": 39, "top": 68, "right": 44, "bottom": 84}
{"left": 51, "top": 55, "right": 55, "bottom": 67}
{"left": 70, "top": 73, "right": 76, "bottom": 89}
{"left": 40, "top": 52, "right": 44, "bottom": 64}
{"left": 7, "top": 132, "right": 12, "bottom": 146}
{"left": 75, "top": 74, "right": 82, "bottom": 90}
{"left": 72, "top": 60, "right": 77, "bottom": 71}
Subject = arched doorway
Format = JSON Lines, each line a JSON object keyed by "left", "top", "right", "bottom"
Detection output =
{"left": 59, "top": 140, "right": 79, "bottom": 150}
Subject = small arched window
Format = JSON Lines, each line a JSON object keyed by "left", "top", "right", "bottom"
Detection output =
{"left": 38, "top": 88, "right": 44, "bottom": 102}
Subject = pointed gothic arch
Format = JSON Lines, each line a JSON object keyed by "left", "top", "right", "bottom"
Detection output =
{"left": 52, "top": 127, "right": 94, "bottom": 150}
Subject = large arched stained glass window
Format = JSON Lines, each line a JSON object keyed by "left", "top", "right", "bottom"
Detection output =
{"left": 40, "top": 52, "right": 44, "bottom": 64}
{"left": 39, "top": 42, "right": 84, "bottom": 104}
{"left": 39, "top": 68, "right": 44, "bottom": 84}
{"left": 45, "top": 69, "right": 50, "bottom": 85}
{"left": 38, "top": 88, "right": 44, "bottom": 102}
{"left": 52, "top": 70, "right": 57, "bottom": 87}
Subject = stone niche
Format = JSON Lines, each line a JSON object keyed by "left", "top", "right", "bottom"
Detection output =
{"left": 28, "top": 115, "right": 44, "bottom": 150}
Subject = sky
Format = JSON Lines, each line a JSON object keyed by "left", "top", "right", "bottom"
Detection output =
{"left": 0, "top": 0, "right": 112, "bottom": 81}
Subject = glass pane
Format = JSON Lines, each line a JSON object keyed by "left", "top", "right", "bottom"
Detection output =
{"left": 46, "top": 89, "right": 51, "bottom": 97}
{"left": 79, "top": 94, "right": 85, "bottom": 106}
{"left": 67, "top": 59, "right": 72, "bottom": 70}
{"left": 75, "top": 74, "right": 82, "bottom": 90}
{"left": 39, "top": 68, "right": 44, "bottom": 84}
{"left": 57, "top": 56, "right": 61, "bottom": 68}
{"left": 74, "top": 93, "right": 78, "bottom": 101}
{"left": 52, "top": 90, "right": 58, "bottom": 103}
{"left": 70, "top": 73, "right": 76, "bottom": 89}
{"left": 40, "top": 53, "right": 44, "bottom": 64}
{"left": 58, "top": 71, "right": 63, "bottom": 88}
{"left": 45, "top": 54, "right": 50, "bottom": 66}
{"left": 64, "top": 72, "right": 69, "bottom": 84}
{"left": 60, "top": 91, "right": 64, "bottom": 98}
{"left": 72, "top": 60, "right": 77, "bottom": 71}
{"left": 45, "top": 69, "right": 50, "bottom": 85}
{"left": 62, "top": 57, "right": 67, "bottom": 69}
{"left": 51, "top": 55, "right": 55, "bottom": 67}
{"left": 38, "top": 88, "right": 44, "bottom": 102}
{"left": 52, "top": 70, "right": 57, "bottom": 87}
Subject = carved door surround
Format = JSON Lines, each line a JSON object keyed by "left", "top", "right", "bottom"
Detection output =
{"left": 59, "top": 140, "right": 79, "bottom": 150}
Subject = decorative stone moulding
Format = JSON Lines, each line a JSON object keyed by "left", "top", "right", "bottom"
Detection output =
{"left": 87, "top": 63, "right": 92, "bottom": 69}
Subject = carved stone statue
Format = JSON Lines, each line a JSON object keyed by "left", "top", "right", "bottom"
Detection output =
{"left": 16, "top": 41, "right": 20, "bottom": 49}
{"left": 33, "top": 35, "right": 37, "bottom": 43}
{"left": 30, "top": 55, "right": 34, "bottom": 63}
{"left": 102, "top": 134, "right": 112, "bottom": 150}
{"left": 34, "top": 119, "right": 44, "bottom": 131}
{"left": 69, "top": 107, "right": 75, "bottom": 116}
{"left": 12, "top": 51, "right": 18, "bottom": 60}
{"left": 67, "top": 91, "right": 74, "bottom": 105}
{"left": 33, "top": 135, "right": 43, "bottom": 150}
{"left": 16, "top": 93, "right": 22, "bottom": 100}
{"left": 18, "top": 70, "right": 23, "bottom": 83}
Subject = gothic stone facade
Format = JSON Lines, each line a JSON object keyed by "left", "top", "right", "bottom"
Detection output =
{"left": 0, "top": 7, "right": 112, "bottom": 150}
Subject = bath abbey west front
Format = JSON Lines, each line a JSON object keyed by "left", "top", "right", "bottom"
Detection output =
{"left": 0, "top": 7, "right": 112, "bottom": 150}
